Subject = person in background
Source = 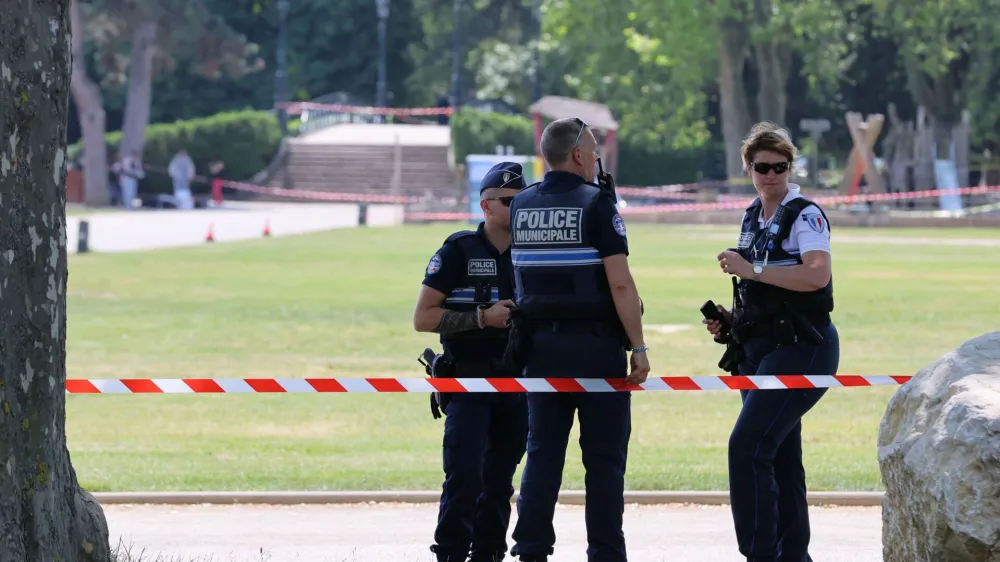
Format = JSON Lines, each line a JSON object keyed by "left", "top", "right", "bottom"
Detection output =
{"left": 115, "top": 150, "right": 145, "bottom": 209}
{"left": 706, "top": 121, "right": 839, "bottom": 562}
{"left": 168, "top": 148, "right": 196, "bottom": 209}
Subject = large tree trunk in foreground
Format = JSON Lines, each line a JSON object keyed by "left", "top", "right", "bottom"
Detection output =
{"left": 119, "top": 21, "right": 158, "bottom": 159}
{"left": 69, "top": 0, "right": 110, "bottom": 207}
{"left": 0, "top": 1, "right": 111, "bottom": 561}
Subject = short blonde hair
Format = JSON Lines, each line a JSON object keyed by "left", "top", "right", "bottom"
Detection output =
{"left": 741, "top": 122, "right": 798, "bottom": 171}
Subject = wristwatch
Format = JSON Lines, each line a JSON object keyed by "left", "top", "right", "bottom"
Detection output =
{"left": 753, "top": 264, "right": 763, "bottom": 281}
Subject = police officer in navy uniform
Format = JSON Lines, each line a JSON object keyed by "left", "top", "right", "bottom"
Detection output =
{"left": 705, "top": 122, "right": 840, "bottom": 562}
{"left": 506, "top": 118, "right": 650, "bottom": 562}
{"left": 413, "top": 162, "right": 530, "bottom": 562}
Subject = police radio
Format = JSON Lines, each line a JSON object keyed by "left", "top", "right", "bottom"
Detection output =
{"left": 596, "top": 157, "right": 618, "bottom": 204}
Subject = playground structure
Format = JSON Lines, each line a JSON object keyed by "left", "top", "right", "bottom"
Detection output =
{"left": 840, "top": 104, "right": 984, "bottom": 211}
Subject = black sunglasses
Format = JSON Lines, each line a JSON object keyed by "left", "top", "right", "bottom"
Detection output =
{"left": 750, "top": 161, "right": 791, "bottom": 175}
{"left": 483, "top": 196, "right": 515, "bottom": 207}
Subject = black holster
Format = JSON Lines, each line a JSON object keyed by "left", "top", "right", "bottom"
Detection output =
{"left": 716, "top": 335, "right": 744, "bottom": 376}
{"left": 418, "top": 348, "right": 456, "bottom": 419}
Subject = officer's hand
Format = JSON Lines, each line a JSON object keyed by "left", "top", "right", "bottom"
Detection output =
{"left": 626, "top": 352, "right": 650, "bottom": 385}
{"left": 483, "top": 300, "right": 515, "bottom": 328}
{"left": 703, "top": 305, "right": 732, "bottom": 337}
{"left": 718, "top": 250, "right": 751, "bottom": 278}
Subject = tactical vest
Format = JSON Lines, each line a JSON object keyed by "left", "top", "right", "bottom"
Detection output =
{"left": 734, "top": 196, "right": 834, "bottom": 322}
{"left": 509, "top": 181, "right": 616, "bottom": 323}
{"left": 438, "top": 231, "right": 508, "bottom": 356}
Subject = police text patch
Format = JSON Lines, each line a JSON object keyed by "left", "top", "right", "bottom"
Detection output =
{"left": 467, "top": 258, "right": 497, "bottom": 276}
{"left": 737, "top": 232, "right": 754, "bottom": 249}
{"left": 513, "top": 207, "right": 583, "bottom": 244}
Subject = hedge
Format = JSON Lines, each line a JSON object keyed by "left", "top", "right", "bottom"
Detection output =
{"left": 449, "top": 107, "right": 727, "bottom": 186}
{"left": 69, "top": 109, "right": 284, "bottom": 196}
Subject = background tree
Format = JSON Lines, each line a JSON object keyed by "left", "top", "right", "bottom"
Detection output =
{"left": 71, "top": 0, "right": 111, "bottom": 206}
{"left": 82, "top": 0, "right": 263, "bottom": 157}
{"left": 1, "top": 0, "right": 111, "bottom": 560}
{"left": 867, "top": 0, "right": 998, "bottom": 155}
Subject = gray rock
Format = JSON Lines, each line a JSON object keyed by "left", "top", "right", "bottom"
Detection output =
{"left": 878, "top": 330, "right": 1000, "bottom": 562}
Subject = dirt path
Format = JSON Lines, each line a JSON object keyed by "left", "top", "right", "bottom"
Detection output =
{"left": 105, "top": 503, "right": 883, "bottom": 562}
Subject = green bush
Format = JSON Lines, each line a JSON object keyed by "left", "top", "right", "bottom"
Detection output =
{"left": 450, "top": 108, "right": 535, "bottom": 167}
{"left": 69, "top": 110, "right": 283, "bottom": 196}
{"left": 449, "top": 108, "right": 726, "bottom": 186}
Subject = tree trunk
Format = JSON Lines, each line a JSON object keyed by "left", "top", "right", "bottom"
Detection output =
{"left": 752, "top": 41, "right": 791, "bottom": 126}
{"left": 69, "top": 0, "right": 110, "bottom": 207}
{"left": 717, "top": 14, "right": 752, "bottom": 180}
{"left": 0, "top": 1, "right": 111, "bottom": 561}
{"left": 751, "top": 0, "right": 792, "bottom": 126}
{"left": 119, "top": 21, "right": 158, "bottom": 159}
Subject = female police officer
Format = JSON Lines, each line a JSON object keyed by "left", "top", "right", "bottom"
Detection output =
{"left": 705, "top": 122, "right": 839, "bottom": 562}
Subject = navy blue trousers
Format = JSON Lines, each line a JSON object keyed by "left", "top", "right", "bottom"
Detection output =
{"left": 729, "top": 322, "right": 840, "bottom": 562}
{"left": 511, "top": 330, "right": 631, "bottom": 562}
{"left": 433, "top": 392, "right": 528, "bottom": 561}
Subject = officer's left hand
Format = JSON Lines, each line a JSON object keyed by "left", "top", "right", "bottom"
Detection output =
{"left": 718, "top": 250, "right": 752, "bottom": 278}
{"left": 626, "top": 352, "right": 650, "bottom": 385}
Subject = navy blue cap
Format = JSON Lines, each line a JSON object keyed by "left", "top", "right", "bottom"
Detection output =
{"left": 480, "top": 162, "right": 527, "bottom": 193}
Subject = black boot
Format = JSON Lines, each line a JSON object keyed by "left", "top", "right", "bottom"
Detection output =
{"left": 430, "top": 544, "right": 467, "bottom": 562}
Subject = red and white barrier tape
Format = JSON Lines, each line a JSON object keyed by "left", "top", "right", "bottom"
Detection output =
{"left": 65, "top": 375, "right": 911, "bottom": 394}
{"left": 408, "top": 185, "right": 1000, "bottom": 220}
{"left": 620, "top": 185, "right": 1000, "bottom": 215}
{"left": 278, "top": 102, "right": 452, "bottom": 117}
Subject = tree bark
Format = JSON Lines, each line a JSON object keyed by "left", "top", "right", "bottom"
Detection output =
{"left": 717, "top": 13, "right": 752, "bottom": 180}
{"left": 69, "top": 0, "right": 110, "bottom": 207}
{"left": 0, "top": 1, "right": 111, "bottom": 561}
{"left": 119, "top": 20, "right": 158, "bottom": 159}
{"left": 751, "top": 0, "right": 792, "bottom": 126}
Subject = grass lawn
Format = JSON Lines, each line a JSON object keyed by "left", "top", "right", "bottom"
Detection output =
{"left": 65, "top": 222, "right": 999, "bottom": 492}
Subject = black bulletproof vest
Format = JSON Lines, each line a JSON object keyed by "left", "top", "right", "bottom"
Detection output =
{"left": 439, "top": 231, "right": 508, "bottom": 359}
{"left": 734, "top": 196, "right": 835, "bottom": 320}
{"left": 509, "top": 180, "right": 615, "bottom": 322}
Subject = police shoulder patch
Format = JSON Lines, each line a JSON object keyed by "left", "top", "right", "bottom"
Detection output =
{"left": 801, "top": 212, "right": 827, "bottom": 234}
{"left": 613, "top": 214, "right": 627, "bottom": 237}
{"left": 737, "top": 232, "right": 754, "bottom": 249}
{"left": 426, "top": 254, "right": 442, "bottom": 275}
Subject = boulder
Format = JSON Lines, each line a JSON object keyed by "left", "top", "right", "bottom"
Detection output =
{"left": 878, "top": 330, "right": 1000, "bottom": 562}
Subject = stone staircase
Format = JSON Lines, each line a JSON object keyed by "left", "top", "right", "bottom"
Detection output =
{"left": 262, "top": 130, "right": 460, "bottom": 206}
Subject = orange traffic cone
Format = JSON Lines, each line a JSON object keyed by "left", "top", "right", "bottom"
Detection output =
{"left": 262, "top": 217, "right": 271, "bottom": 237}
{"left": 205, "top": 223, "right": 215, "bottom": 243}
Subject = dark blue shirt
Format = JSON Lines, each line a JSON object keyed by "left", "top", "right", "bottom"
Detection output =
{"left": 421, "top": 222, "right": 513, "bottom": 362}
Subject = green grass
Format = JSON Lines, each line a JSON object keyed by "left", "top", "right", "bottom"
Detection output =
{"left": 65, "top": 223, "right": 1000, "bottom": 492}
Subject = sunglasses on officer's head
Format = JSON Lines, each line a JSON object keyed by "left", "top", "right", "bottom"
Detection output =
{"left": 573, "top": 118, "right": 589, "bottom": 147}
{"left": 483, "top": 196, "right": 515, "bottom": 207}
{"left": 750, "top": 161, "right": 791, "bottom": 175}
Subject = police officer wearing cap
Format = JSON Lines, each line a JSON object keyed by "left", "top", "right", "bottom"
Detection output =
{"left": 413, "top": 162, "right": 530, "bottom": 562}
{"left": 506, "top": 118, "right": 650, "bottom": 562}
{"left": 704, "top": 122, "right": 840, "bottom": 562}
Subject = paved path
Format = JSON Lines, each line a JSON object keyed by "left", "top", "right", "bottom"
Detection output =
{"left": 105, "top": 503, "right": 883, "bottom": 562}
{"left": 65, "top": 202, "right": 399, "bottom": 254}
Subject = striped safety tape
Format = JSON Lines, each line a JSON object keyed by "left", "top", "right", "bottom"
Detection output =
{"left": 65, "top": 375, "right": 912, "bottom": 394}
